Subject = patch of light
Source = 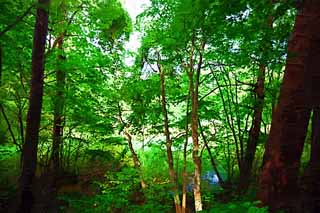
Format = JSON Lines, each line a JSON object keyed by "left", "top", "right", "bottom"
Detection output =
{"left": 121, "top": 0, "right": 151, "bottom": 66}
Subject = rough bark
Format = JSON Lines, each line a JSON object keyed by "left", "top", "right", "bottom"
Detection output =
{"left": 257, "top": 2, "right": 320, "bottom": 211}
{"left": 158, "top": 62, "right": 181, "bottom": 213}
{"left": 18, "top": 0, "right": 50, "bottom": 212}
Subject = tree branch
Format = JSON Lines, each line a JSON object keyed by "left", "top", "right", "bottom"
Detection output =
{"left": 0, "top": 4, "right": 35, "bottom": 37}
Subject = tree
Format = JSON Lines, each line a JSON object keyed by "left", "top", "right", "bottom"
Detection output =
{"left": 18, "top": 0, "right": 50, "bottom": 212}
{"left": 158, "top": 57, "right": 182, "bottom": 213}
{"left": 257, "top": 1, "right": 320, "bottom": 211}
{"left": 51, "top": 3, "right": 67, "bottom": 182}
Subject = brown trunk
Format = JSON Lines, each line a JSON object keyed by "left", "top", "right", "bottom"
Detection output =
{"left": 124, "top": 126, "right": 147, "bottom": 189}
{"left": 182, "top": 95, "right": 189, "bottom": 213}
{"left": 238, "top": 11, "right": 274, "bottom": 194}
{"left": 257, "top": 2, "right": 320, "bottom": 211}
{"left": 187, "top": 40, "right": 205, "bottom": 212}
{"left": 18, "top": 0, "right": 50, "bottom": 212}
{"left": 238, "top": 64, "right": 265, "bottom": 193}
{"left": 118, "top": 103, "right": 146, "bottom": 189}
{"left": 52, "top": 36, "right": 66, "bottom": 180}
{"left": 301, "top": 108, "right": 320, "bottom": 212}
{"left": 158, "top": 62, "right": 181, "bottom": 213}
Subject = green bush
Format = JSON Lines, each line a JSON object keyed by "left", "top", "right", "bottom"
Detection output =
{"left": 206, "top": 201, "right": 268, "bottom": 213}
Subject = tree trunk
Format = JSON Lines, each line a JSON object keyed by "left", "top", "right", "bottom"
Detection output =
{"left": 198, "top": 119, "right": 225, "bottom": 187}
{"left": 187, "top": 40, "right": 205, "bottom": 212}
{"left": 124, "top": 126, "right": 147, "bottom": 189}
{"left": 158, "top": 62, "right": 181, "bottom": 213}
{"left": 238, "top": 64, "right": 265, "bottom": 193}
{"left": 18, "top": 0, "right": 50, "bottom": 212}
{"left": 257, "top": 2, "right": 320, "bottom": 211}
{"left": 182, "top": 95, "right": 189, "bottom": 213}
{"left": 117, "top": 103, "right": 147, "bottom": 189}
{"left": 52, "top": 36, "right": 66, "bottom": 180}
{"left": 189, "top": 75, "right": 202, "bottom": 212}
{"left": 238, "top": 11, "right": 274, "bottom": 194}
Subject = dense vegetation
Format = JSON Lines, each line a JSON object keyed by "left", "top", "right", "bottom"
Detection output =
{"left": 0, "top": 0, "right": 319, "bottom": 212}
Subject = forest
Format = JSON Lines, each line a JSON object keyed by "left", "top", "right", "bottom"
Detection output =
{"left": 0, "top": 0, "right": 319, "bottom": 212}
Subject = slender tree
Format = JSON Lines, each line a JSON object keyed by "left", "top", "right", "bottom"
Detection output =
{"left": 158, "top": 58, "right": 182, "bottom": 213}
{"left": 182, "top": 94, "right": 189, "bottom": 213}
{"left": 18, "top": 0, "right": 50, "bottom": 212}
{"left": 51, "top": 33, "right": 66, "bottom": 189}
{"left": 51, "top": 3, "right": 67, "bottom": 187}
{"left": 186, "top": 37, "right": 205, "bottom": 212}
{"left": 118, "top": 103, "right": 147, "bottom": 189}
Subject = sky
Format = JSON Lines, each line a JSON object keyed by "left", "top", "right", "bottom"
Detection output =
{"left": 121, "top": 0, "right": 150, "bottom": 20}
{"left": 121, "top": 0, "right": 151, "bottom": 53}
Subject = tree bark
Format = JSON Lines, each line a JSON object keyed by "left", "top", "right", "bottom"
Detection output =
{"left": 238, "top": 64, "right": 265, "bottom": 193}
{"left": 257, "top": 1, "right": 320, "bottom": 211}
{"left": 187, "top": 39, "right": 205, "bottom": 212}
{"left": 18, "top": 0, "right": 50, "bottom": 212}
{"left": 182, "top": 95, "right": 189, "bottom": 213}
{"left": 238, "top": 10, "right": 274, "bottom": 194}
{"left": 158, "top": 61, "right": 181, "bottom": 213}
{"left": 118, "top": 104, "right": 146, "bottom": 189}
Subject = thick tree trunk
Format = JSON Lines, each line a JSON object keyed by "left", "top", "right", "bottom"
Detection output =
{"left": 257, "top": 2, "right": 320, "bottom": 211}
{"left": 18, "top": 0, "right": 50, "bottom": 212}
{"left": 159, "top": 63, "right": 181, "bottom": 213}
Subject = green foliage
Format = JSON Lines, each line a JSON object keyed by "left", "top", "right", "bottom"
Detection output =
{"left": 206, "top": 201, "right": 268, "bottom": 213}
{"left": 0, "top": 145, "right": 17, "bottom": 161}
{"left": 0, "top": 0, "right": 303, "bottom": 212}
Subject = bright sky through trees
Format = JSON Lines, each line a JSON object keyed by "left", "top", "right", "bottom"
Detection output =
{"left": 122, "top": 0, "right": 150, "bottom": 53}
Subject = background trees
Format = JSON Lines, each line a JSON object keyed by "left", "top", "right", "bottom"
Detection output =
{"left": 1, "top": 0, "right": 318, "bottom": 212}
